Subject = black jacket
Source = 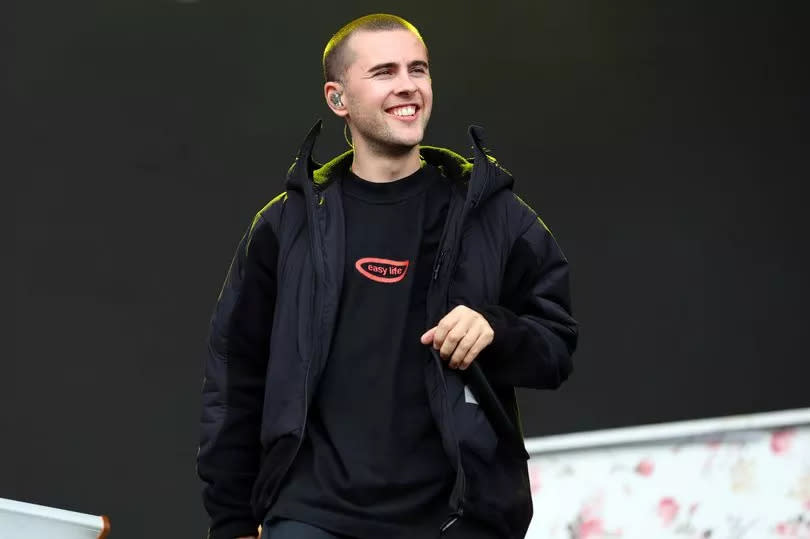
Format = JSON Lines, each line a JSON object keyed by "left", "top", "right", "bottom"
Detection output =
{"left": 197, "top": 121, "right": 578, "bottom": 539}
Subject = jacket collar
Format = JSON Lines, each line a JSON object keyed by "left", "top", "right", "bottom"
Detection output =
{"left": 285, "top": 119, "right": 514, "bottom": 206}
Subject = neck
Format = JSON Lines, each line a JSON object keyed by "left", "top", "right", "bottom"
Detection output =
{"left": 349, "top": 136, "right": 422, "bottom": 183}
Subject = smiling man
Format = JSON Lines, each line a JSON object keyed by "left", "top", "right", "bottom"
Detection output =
{"left": 323, "top": 22, "right": 432, "bottom": 180}
{"left": 198, "top": 13, "right": 578, "bottom": 539}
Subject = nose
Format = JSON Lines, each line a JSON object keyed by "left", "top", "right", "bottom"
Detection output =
{"left": 394, "top": 70, "right": 418, "bottom": 95}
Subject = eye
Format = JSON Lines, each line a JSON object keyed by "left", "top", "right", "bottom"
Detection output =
{"left": 374, "top": 69, "right": 393, "bottom": 77}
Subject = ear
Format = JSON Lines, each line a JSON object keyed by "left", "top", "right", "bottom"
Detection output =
{"left": 324, "top": 81, "right": 348, "bottom": 117}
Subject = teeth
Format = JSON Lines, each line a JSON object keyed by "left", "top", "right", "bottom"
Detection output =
{"left": 391, "top": 105, "right": 416, "bottom": 117}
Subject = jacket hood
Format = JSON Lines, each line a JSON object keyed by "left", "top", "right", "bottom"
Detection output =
{"left": 285, "top": 120, "right": 515, "bottom": 206}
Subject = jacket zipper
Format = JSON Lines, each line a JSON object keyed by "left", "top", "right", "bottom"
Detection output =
{"left": 428, "top": 190, "right": 470, "bottom": 532}
{"left": 432, "top": 248, "right": 446, "bottom": 281}
{"left": 264, "top": 184, "right": 323, "bottom": 512}
{"left": 431, "top": 175, "right": 489, "bottom": 532}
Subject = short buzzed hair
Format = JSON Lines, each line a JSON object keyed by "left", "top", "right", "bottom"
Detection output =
{"left": 322, "top": 13, "right": 425, "bottom": 82}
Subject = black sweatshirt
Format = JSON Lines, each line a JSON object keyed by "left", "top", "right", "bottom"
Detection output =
{"left": 269, "top": 163, "right": 455, "bottom": 537}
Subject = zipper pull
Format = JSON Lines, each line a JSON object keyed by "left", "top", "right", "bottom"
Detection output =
{"left": 439, "top": 516, "right": 458, "bottom": 533}
{"left": 432, "top": 248, "right": 446, "bottom": 281}
{"left": 440, "top": 508, "right": 464, "bottom": 534}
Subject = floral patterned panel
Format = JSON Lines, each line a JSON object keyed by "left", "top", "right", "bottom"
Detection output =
{"left": 525, "top": 426, "right": 810, "bottom": 538}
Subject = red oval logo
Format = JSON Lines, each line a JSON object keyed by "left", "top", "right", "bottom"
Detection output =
{"left": 355, "top": 257, "right": 410, "bottom": 283}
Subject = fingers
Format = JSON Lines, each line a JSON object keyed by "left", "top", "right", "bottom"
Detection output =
{"left": 432, "top": 306, "right": 464, "bottom": 350}
{"left": 447, "top": 327, "right": 479, "bottom": 369}
{"left": 450, "top": 319, "right": 494, "bottom": 370}
{"left": 438, "top": 313, "right": 473, "bottom": 361}
{"left": 460, "top": 323, "right": 494, "bottom": 370}
{"left": 423, "top": 306, "right": 494, "bottom": 370}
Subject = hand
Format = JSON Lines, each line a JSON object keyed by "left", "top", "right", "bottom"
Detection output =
{"left": 420, "top": 305, "right": 494, "bottom": 370}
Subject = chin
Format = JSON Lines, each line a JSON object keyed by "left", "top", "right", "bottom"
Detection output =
{"left": 394, "top": 136, "right": 423, "bottom": 148}
{"left": 391, "top": 139, "right": 423, "bottom": 154}
{"left": 379, "top": 141, "right": 419, "bottom": 156}
{"left": 390, "top": 130, "right": 425, "bottom": 148}
{"left": 359, "top": 124, "right": 424, "bottom": 154}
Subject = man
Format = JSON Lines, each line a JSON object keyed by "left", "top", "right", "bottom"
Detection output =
{"left": 198, "top": 13, "right": 578, "bottom": 539}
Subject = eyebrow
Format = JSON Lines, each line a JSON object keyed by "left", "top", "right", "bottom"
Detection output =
{"left": 366, "top": 60, "right": 429, "bottom": 73}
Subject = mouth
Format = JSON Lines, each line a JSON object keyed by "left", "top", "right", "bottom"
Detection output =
{"left": 385, "top": 104, "right": 420, "bottom": 122}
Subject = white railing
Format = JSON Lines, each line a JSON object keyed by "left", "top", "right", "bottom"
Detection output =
{"left": 0, "top": 497, "right": 108, "bottom": 539}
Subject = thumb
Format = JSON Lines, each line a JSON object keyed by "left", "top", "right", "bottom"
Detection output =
{"left": 420, "top": 327, "right": 436, "bottom": 344}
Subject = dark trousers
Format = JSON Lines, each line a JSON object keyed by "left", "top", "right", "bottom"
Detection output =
{"left": 261, "top": 518, "right": 503, "bottom": 539}
{"left": 261, "top": 519, "right": 348, "bottom": 539}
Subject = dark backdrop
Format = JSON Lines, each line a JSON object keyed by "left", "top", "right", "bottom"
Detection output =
{"left": 8, "top": 1, "right": 809, "bottom": 537}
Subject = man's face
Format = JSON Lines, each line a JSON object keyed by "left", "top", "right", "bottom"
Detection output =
{"left": 341, "top": 29, "right": 433, "bottom": 154}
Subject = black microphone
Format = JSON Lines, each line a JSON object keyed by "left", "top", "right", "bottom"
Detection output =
{"left": 433, "top": 349, "right": 529, "bottom": 459}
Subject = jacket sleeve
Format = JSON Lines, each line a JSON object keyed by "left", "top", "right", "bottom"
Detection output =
{"left": 197, "top": 213, "right": 279, "bottom": 539}
{"left": 477, "top": 196, "right": 578, "bottom": 389}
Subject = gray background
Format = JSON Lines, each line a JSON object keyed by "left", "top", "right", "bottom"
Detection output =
{"left": 7, "top": 1, "right": 809, "bottom": 537}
